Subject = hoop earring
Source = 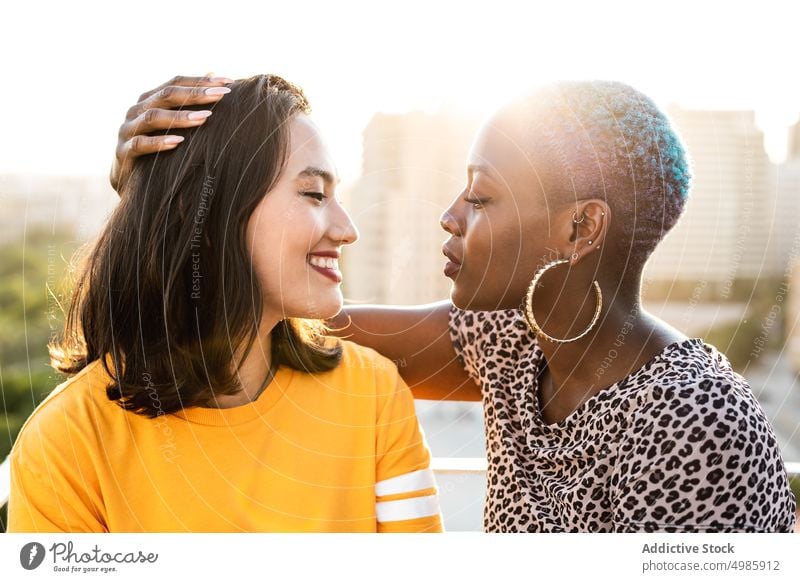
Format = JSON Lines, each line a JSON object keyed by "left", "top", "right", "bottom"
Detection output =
{"left": 572, "top": 211, "right": 586, "bottom": 224}
{"left": 523, "top": 258, "right": 603, "bottom": 343}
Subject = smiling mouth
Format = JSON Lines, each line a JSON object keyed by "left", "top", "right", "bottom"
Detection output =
{"left": 308, "top": 255, "right": 342, "bottom": 283}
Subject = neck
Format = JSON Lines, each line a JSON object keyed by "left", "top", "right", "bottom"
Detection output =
{"left": 535, "top": 294, "right": 687, "bottom": 392}
{"left": 211, "top": 313, "right": 280, "bottom": 409}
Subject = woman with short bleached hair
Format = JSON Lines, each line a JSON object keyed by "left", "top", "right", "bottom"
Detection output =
{"left": 345, "top": 81, "right": 795, "bottom": 532}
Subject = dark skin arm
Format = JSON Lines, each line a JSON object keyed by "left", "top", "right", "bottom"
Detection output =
{"left": 329, "top": 301, "right": 480, "bottom": 401}
{"left": 111, "top": 76, "right": 478, "bottom": 402}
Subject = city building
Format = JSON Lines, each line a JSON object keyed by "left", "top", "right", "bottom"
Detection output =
{"left": 644, "top": 108, "right": 777, "bottom": 288}
{"left": 342, "top": 111, "right": 480, "bottom": 305}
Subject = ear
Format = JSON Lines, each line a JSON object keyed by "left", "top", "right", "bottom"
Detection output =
{"left": 569, "top": 199, "right": 609, "bottom": 264}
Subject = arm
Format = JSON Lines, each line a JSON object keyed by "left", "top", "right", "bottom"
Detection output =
{"left": 330, "top": 300, "right": 480, "bottom": 401}
{"left": 8, "top": 448, "right": 105, "bottom": 533}
{"left": 610, "top": 380, "right": 797, "bottom": 533}
{"left": 375, "top": 372, "right": 443, "bottom": 533}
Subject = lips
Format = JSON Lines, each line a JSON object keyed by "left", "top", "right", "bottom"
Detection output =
{"left": 442, "top": 245, "right": 462, "bottom": 278}
{"left": 308, "top": 251, "right": 342, "bottom": 283}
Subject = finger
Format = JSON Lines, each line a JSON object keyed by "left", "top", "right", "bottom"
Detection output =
{"left": 111, "top": 134, "right": 186, "bottom": 192}
{"left": 137, "top": 74, "right": 233, "bottom": 103}
{"left": 128, "top": 84, "right": 231, "bottom": 120}
{"left": 119, "top": 108, "right": 214, "bottom": 142}
{"left": 118, "top": 135, "right": 186, "bottom": 162}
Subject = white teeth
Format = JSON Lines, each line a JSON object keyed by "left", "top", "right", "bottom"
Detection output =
{"left": 309, "top": 255, "right": 339, "bottom": 270}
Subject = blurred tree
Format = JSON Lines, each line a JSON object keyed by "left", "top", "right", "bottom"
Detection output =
{"left": 1, "top": 226, "right": 79, "bottom": 530}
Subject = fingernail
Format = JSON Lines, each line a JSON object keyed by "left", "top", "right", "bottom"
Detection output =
{"left": 164, "top": 136, "right": 185, "bottom": 144}
{"left": 209, "top": 77, "right": 234, "bottom": 84}
{"left": 205, "top": 87, "right": 231, "bottom": 96}
{"left": 188, "top": 110, "right": 213, "bottom": 121}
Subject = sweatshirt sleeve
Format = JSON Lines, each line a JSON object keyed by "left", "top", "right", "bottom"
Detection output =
{"left": 7, "top": 402, "right": 106, "bottom": 533}
{"left": 374, "top": 371, "right": 443, "bottom": 533}
{"left": 610, "top": 379, "right": 796, "bottom": 533}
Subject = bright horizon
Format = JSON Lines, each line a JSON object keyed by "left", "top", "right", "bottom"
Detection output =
{"left": 3, "top": 0, "right": 800, "bottom": 183}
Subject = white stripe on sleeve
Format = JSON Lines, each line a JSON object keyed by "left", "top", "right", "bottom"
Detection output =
{"left": 376, "top": 494, "right": 440, "bottom": 523}
{"left": 375, "top": 468, "right": 436, "bottom": 497}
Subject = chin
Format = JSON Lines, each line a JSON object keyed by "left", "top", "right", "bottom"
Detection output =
{"left": 450, "top": 285, "right": 488, "bottom": 311}
{"left": 303, "top": 291, "right": 343, "bottom": 320}
{"left": 450, "top": 283, "right": 523, "bottom": 312}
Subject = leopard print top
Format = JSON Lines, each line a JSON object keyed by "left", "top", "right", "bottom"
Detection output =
{"left": 448, "top": 307, "right": 797, "bottom": 532}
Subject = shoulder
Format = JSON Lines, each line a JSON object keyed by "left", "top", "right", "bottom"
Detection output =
{"left": 336, "top": 339, "right": 401, "bottom": 376}
{"left": 615, "top": 354, "right": 795, "bottom": 531}
{"left": 627, "top": 339, "right": 760, "bottom": 426}
{"left": 621, "top": 340, "right": 786, "bottom": 484}
{"left": 11, "top": 360, "right": 115, "bottom": 461}
{"left": 447, "top": 307, "right": 536, "bottom": 382}
{"left": 319, "top": 340, "right": 405, "bottom": 399}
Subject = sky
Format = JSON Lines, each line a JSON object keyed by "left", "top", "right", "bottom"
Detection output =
{"left": 3, "top": 0, "right": 800, "bottom": 183}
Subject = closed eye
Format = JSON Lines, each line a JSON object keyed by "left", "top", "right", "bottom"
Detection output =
{"left": 463, "top": 196, "right": 485, "bottom": 209}
{"left": 302, "top": 191, "right": 326, "bottom": 203}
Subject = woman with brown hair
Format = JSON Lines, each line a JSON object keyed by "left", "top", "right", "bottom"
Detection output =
{"left": 7, "top": 75, "right": 442, "bottom": 533}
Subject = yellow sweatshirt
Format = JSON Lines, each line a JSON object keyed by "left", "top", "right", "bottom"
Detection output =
{"left": 8, "top": 341, "right": 442, "bottom": 533}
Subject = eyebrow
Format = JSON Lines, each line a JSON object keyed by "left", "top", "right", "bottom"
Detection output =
{"left": 468, "top": 164, "right": 501, "bottom": 183}
{"left": 297, "top": 166, "right": 340, "bottom": 186}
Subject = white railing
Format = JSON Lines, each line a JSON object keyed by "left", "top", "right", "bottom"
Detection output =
{"left": 431, "top": 456, "right": 487, "bottom": 474}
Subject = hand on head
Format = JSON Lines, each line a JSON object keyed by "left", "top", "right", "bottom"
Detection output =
{"left": 111, "top": 74, "right": 233, "bottom": 192}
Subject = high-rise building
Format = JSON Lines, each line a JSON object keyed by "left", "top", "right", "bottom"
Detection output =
{"left": 777, "top": 119, "right": 800, "bottom": 372}
{"left": 774, "top": 118, "right": 800, "bottom": 276}
{"left": 787, "top": 119, "right": 800, "bottom": 160}
{"left": 644, "top": 108, "right": 777, "bottom": 286}
{"left": 343, "top": 111, "right": 480, "bottom": 305}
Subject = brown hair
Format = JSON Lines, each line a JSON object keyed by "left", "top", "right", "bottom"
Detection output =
{"left": 50, "top": 74, "right": 342, "bottom": 417}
